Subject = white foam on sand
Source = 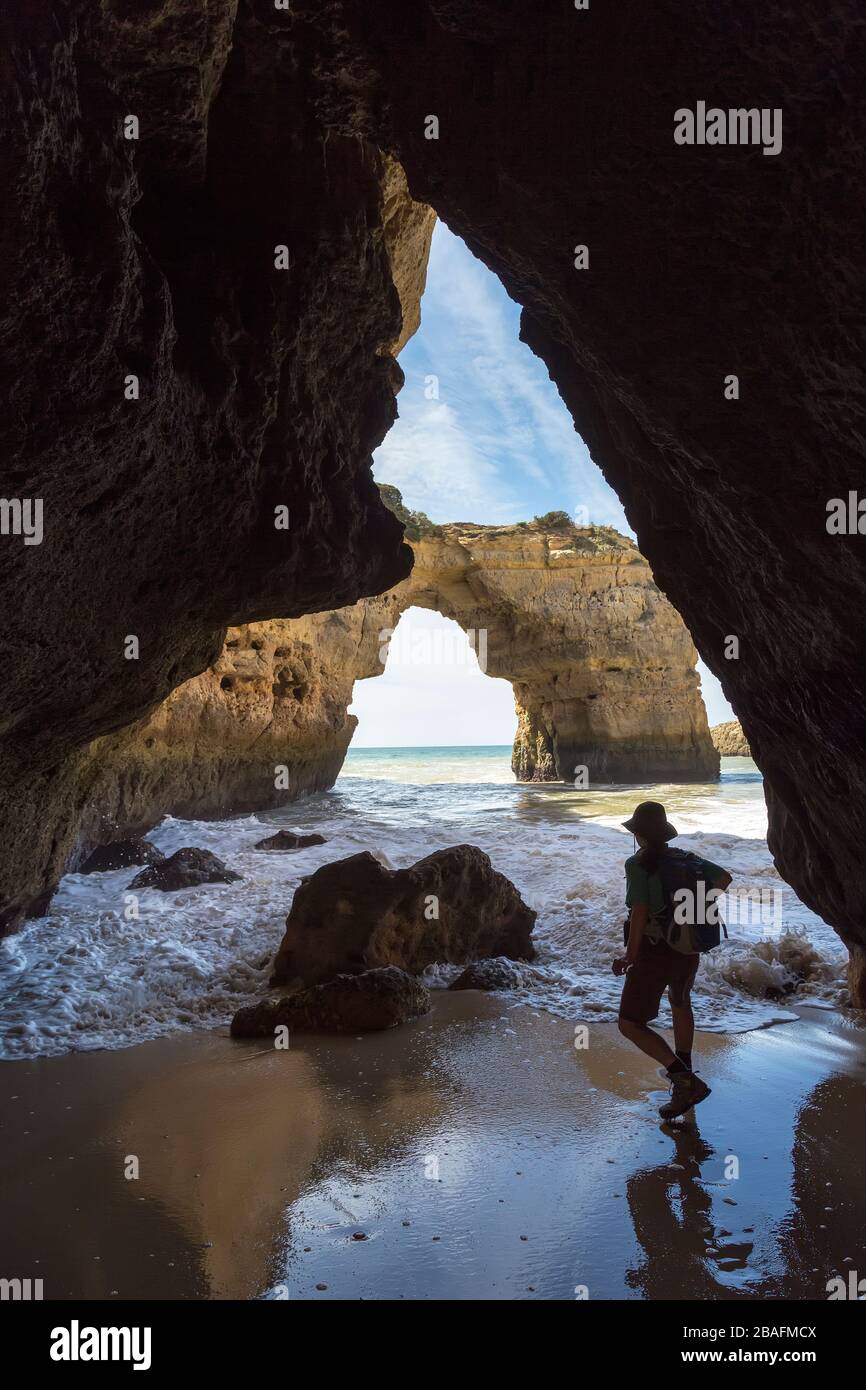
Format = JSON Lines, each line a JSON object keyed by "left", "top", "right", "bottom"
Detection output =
{"left": 0, "top": 759, "right": 850, "bottom": 1057}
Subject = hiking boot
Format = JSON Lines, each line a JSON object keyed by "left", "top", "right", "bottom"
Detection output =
{"left": 659, "top": 1071, "right": 711, "bottom": 1120}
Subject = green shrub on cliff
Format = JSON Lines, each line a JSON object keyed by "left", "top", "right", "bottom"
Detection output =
{"left": 533, "top": 510, "right": 575, "bottom": 530}
{"left": 377, "top": 483, "right": 440, "bottom": 540}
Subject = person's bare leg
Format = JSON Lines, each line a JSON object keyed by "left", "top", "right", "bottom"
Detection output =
{"left": 670, "top": 1001, "right": 694, "bottom": 1059}
{"left": 618, "top": 1017, "right": 678, "bottom": 1068}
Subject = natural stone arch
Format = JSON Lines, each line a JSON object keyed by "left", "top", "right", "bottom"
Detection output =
{"left": 68, "top": 513, "right": 716, "bottom": 862}
{"left": 1, "top": 0, "right": 864, "bottom": 1005}
{"left": 379, "top": 521, "right": 717, "bottom": 785}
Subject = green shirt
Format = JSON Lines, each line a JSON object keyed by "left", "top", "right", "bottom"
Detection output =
{"left": 625, "top": 851, "right": 728, "bottom": 917}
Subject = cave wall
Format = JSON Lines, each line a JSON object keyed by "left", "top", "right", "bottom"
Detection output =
{"left": 0, "top": 1, "right": 428, "bottom": 928}
{"left": 311, "top": 0, "right": 866, "bottom": 986}
{"left": 2, "top": 1, "right": 865, "bottom": 993}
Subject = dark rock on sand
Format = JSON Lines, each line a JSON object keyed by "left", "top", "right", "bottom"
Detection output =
{"left": 271, "top": 844, "right": 536, "bottom": 986}
{"left": 449, "top": 958, "right": 529, "bottom": 992}
{"left": 254, "top": 831, "right": 326, "bottom": 851}
{"left": 230, "top": 966, "right": 430, "bottom": 1036}
{"left": 79, "top": 839, "right": 165, "bottom": 875}
{"left": 129, "top": 848, "right": 242, "bottom": 892}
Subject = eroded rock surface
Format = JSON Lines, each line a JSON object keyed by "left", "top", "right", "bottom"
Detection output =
{"left": 128, "top": 847, "right": 241, "bottom": 892}
{"left": 328, "top": 0, "right": 866, "bottom": 992}
{"left": 711, "top": 721, "right": 752, "bottom": 757}
{"left": 254, "top": 831, "right": 327, "bottom": 851}
{"left": 80, "top": 514, "right": 715, "bottom": 841}
{"left": 271, "top": 845, "right": 536, "bottom": 987}
{"left": 2, "top": 1, "right": 864, "bottom": 999}
{"left": 79, "top": 839, "right": 164, "bottom": 875}
{"left": 448, "top": 958, "right": 529, "bottom": 992}
{"left": 0, "top": 2, "right": 427, "bottom": 929}
{"left": 231, "top": 966, "right": 430, "bottom": 1036}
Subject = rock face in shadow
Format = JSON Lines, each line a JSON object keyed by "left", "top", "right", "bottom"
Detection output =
{"left": 128, "top": 848, "right": 241, "bottom": 892}
{"left": 448, "top": 958, "right": 529, "bottom": 992}
{"left": 711, "top": 721, "right": 752, "bottom": 757}
{"left": 2, "top": 0, "right": 864, "bottom": 998}
{"left": 254, "top": 831, "right": 326, "bottom": 852}
{"left": 271, "top": 845, "right": 536, "bottom": 987}
{"left": 79, "top": 839, "right": 164, "bottom": 875}
{"left": 0, "top": 3, "right": 430, "bottom": 931}
{"left": 325, "top": 0, "right": 866, "bottom": 995}
{"left": 231, "top": 966, "right": 430, "bottom": 1036}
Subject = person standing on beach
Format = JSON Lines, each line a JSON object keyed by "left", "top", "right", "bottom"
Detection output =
{"left": 612, "top": 800, "right": 732, "bottom": 1120}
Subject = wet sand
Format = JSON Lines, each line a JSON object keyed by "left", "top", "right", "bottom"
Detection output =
{"left": 2, "top": 994, "right": 865, "bottom": 1301}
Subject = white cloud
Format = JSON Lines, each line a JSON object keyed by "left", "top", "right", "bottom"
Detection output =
{"left": 375, "top": 223, "right": 630, "bottom": 532}
{"left": 348, "top": 607, "right": 518, "bottom": 747}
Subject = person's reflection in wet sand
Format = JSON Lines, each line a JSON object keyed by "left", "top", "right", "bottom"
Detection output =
{"left": 625, "top": 1117, "right": 735, "bottom": 1300}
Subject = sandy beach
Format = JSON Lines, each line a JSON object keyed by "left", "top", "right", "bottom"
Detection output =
{"left": 3, "top": 994, "right": 865, "bottom": 1302}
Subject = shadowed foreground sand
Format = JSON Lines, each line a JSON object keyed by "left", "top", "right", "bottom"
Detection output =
{"left": 2, "top": 994, "right": 865, "bottom": 1300}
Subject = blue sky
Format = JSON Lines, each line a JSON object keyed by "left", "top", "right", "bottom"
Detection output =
{"left": 374, "top": 222, "right": 630, "bottom": 528}
{"left": 350, "top": 223, "right": 733, "bottom": 745}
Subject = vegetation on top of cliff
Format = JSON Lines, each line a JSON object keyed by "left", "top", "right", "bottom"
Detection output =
{"left": 533, "top": 510, "right": 574, "bottom": 528}
{"left": 377, "top": 484, "right": 441, "bottom": 541}
{"left": 378, "top": 485, "right": 630, "bottom": 551}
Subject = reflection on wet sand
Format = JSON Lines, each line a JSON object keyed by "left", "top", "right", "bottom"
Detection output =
{"left": 2, "top": 998, "right": 865, "bottom": 1300}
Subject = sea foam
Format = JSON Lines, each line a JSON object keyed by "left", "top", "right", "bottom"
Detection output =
{"left": 0, "top": 756, "right": 848, "bottom": 1057}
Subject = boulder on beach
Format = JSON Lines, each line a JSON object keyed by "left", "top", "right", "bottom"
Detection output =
{"left": 254, "top": 830, "right": 326, "bottom": 851}
{"left": 711, "top": 719, "right": 751, "bottom": 757}
{"left": 128, "top": 847, "right": 242, "bottom": 892}
{"left": 230, "top": 966, "right": 430, "bottom": 1036}
{"left": 448, "top": 957, "right": 529, "bottom": 992}
{"left": 79, "top": 838, "right": 165, "bottom": 874}
{"left": 271, "top": 844, "right": 536, "bottom": 986}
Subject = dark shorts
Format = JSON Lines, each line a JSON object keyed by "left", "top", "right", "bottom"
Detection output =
{"left": 619, "top": 938, "right": 700, "bottom": 1024}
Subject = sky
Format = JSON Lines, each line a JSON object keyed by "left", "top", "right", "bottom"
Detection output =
{"left": 349, "top": 223, "right": 733, "bottom": 747}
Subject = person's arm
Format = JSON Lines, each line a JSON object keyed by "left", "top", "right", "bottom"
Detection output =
{"left": 625, "top": 903, "right": 649, "bottom": 964}
{"left": 613, "top": 864, "right": 649, "bottom": 975}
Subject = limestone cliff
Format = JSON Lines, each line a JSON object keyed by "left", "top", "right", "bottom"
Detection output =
{"left": 3, "top": 0, "right": 865, "bottom": 998}
{"left": 711, "top": 721, "right": 752, "bottom": 758}
{"left": 389, "top": 518, "right": 718, "bottom": 784}
{"left": 67, "top": 512, "right": 716, "bottom": 859}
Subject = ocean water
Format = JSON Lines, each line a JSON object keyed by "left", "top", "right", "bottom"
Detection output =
{"left": 0, "top": 750, "right": 848, "bottom": 1058}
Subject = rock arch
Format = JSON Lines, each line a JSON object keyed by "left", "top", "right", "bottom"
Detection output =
{"left": 64, "top": 512, "right": 715, "bottom": 862}
{"left": 1, "top": 1, "right": 864, "bottom": 999}
{"left": 377, "top": 520, "right": 717, "bottom": 784}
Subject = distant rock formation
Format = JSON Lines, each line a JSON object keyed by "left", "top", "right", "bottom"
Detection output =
{"left": 711, "top": 720, "right": 752, "bottom": 757}
{"left": 72, "top": 508, "right": 718, "bottom": 853}
{"left": 271, "top": 845, "right": 537, "bottom": 987}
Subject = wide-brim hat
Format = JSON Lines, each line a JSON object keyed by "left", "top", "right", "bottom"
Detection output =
{"left": 622, "top": 800, "right": 678, "bottom": 841}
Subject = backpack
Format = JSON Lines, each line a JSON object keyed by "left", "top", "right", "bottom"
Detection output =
{"left": 627, "top": 848, "right": 728, "bottom": 955}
